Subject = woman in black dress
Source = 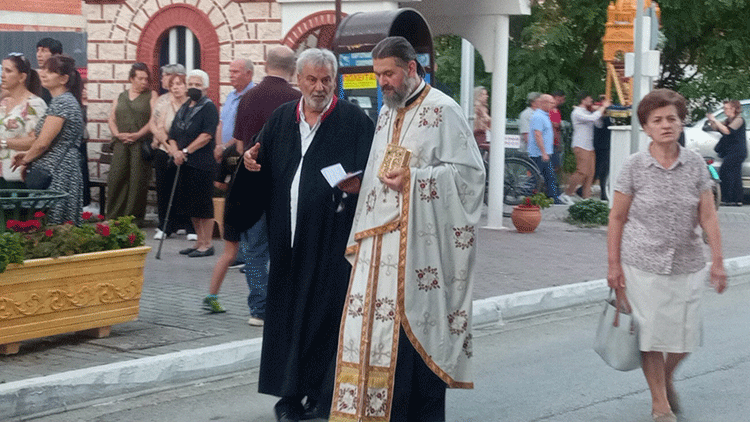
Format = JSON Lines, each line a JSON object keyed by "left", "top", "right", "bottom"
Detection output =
{"left": 708, "top": 100, "right": 747, "bottom": 206}
{"left": 167, "top": 69, "right": 219, "bottom": 257}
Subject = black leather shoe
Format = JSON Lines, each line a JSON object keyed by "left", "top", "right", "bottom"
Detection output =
{"left": 179, "top": 247, "right": 196, "bottom": 255}
{"left": 274, "top": 401, "right": 301, "bottom": 422}
{"left": 188, "top": 246, "right": 214, "bottom": 257}
{"left": 300, "top": 399, "right": 318, "bottom": 420}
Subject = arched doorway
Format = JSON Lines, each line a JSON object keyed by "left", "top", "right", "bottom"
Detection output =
{"left": 136, "top": 4, "right": 220, "bottom": 102}
{"left": 282, "top": 11, "right": 343, "bottom": 53}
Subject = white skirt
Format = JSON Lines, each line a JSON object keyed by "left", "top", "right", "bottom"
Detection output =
{"left": 622, "top": 263, "right": 707, "bottom": 353}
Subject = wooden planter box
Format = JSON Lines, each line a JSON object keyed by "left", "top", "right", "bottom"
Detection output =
{"left": 0, "top": 246, "right": 150, "bottom": 355}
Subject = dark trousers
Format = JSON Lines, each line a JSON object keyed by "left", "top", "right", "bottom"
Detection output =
{"left": 530, "top": 156, "right": 559, "bottom": 199}
{"left": 719, "top": 152, "right": 746, "bottom": 203}
{"left": 595, "top": 148, "right": 610, "bottom": 200}
{"left": 390, "top": 328, "right": 447, "bottom": 422}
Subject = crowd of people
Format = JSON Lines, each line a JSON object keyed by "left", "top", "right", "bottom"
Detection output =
{"left": 0, "top": 36, "right": 736, "bottom": 422}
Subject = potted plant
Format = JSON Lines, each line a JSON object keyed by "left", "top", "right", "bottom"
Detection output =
{"left": 511, "top": 192, "right": 552, "bottom": 233}
{"left": 0, "top": 212, "right": 150, "bottom": 355}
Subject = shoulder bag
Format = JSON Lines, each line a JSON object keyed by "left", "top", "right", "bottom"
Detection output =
{"left": 593, "top": 289, "right": 642, "bottom": 371}
{"left": 25, "top": 138, "right": 76, "bottom": 190}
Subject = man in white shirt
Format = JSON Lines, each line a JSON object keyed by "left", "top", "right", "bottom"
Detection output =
{"left": 565, "top": 91, "right": 609, "bottom": 199}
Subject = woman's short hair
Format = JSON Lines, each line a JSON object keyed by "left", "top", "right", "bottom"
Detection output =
{"left": 296, "top": 48, "right": 337, "bottom": 77}
{"left": 187, "top": 69, "right": 209, "bottom": 89}
{"left": 637, "top": 88, "right": 688, "bottom": 125}
{"left": 168, "top": 73, "right": 186, "bottom": 88}
{"left": 724, "top": 100, "right": 742, "bottom": 116}
{"left": 129, "top": 62, "right": 151, "bottom": 82}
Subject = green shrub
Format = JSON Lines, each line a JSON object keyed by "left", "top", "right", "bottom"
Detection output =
{"left": 0, "top": 231, "right": 24, "bottom": 273}
{"left": 566, "top": 199, "right": 610, "bottom": 226}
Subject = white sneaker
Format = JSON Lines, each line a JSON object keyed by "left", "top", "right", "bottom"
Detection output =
{"left": 187, "top": 234, "right": 198, "bottom": 241}
{"left": 558, "top": 193, "right": 575, "bottom": 205}
{"left": 153, "top": 229, "right": 167, "bottom": 240}
{"left": 247, "top": 316, "right": 264, "bottom": 327}
{"left": 176, "top": 229, "right": 187, "bottom": 235}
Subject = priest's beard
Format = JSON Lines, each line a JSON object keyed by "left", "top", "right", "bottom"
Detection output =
{"left": 382, "top": 73, "right": 420, "bottom": 109}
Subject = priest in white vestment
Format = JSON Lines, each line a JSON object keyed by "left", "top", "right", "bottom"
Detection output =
{"left": 330, "top": 37, "right": 486, "bottom": 422}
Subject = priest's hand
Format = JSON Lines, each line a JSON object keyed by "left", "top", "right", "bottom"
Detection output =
{"left": 244, "top": 143, "right": 261, "bottom": 172}
{"left": 381, "top": 167, "right": 407, "bottom": 192}
{"left": 337, "top": 173, "right": 361, "bottom": 194}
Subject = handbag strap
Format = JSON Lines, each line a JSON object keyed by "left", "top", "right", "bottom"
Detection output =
{"left": 608, "top": 288, "right": 622, "bottom": 328}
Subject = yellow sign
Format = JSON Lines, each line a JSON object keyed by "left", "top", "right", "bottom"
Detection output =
{"left": 342, "top": 73, "right": 377, "bottom": 90}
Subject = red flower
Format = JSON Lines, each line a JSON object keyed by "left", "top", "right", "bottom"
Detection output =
{"left": 128, "top": 233, "right": 136, "bottom": 244}
{"left": 525, "top": 197, "right": 531, "bottom": 206}
{"left": 98, "top": 224, "right": 111, "bottom": 237}
{"left": 97, "top": 214, "right": 105, "bottom": 220}
{"left": 28, "top": 220, "right": 40, "bottom": 229}
{"left": 65, "top": 220, "right": 74, "bottom": 225}
{"left": 6, "top": 220, "right": 17, "bottom": 229}
{"left": 82, "top": 211, "right": 93, "bottom": 220}
{"left": 45, "top": 229, "right": 54, "bottom": 237}
{"left": 34, "top": 211, "right": 46, "bottom": 218}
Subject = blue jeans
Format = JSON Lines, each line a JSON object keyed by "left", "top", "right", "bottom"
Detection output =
{"left": 530, "top": 156, "right": 559, "bottom": 199}
{"left": 240, "top": 214, "right": 269, "bottom": 318}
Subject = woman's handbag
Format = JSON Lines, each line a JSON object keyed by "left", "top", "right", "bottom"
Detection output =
{"left": 24, "top": 163, "right": 53, "bottom": 189}
{"left": 593, "top": 289, "right": 642, "bottom": 371}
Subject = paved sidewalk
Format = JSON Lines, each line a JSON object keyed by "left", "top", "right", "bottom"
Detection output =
{"left": 2, "top": 203, "right": 750, "bottom": 418}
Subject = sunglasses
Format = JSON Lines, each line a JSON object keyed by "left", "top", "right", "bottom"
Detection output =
{"left": 7, "top": 52, "right": 24, "bottom": 58}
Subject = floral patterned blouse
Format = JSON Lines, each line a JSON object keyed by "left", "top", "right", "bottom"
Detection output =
{"left": 0, "top": 95, "right": 47, "bottom": 179}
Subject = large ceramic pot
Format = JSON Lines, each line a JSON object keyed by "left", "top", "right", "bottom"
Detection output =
{"left": 511, "top": 205, "right": 542, "bottom": 233}
{"left": 0, "top": 246, "right": 150, "bottom": 354}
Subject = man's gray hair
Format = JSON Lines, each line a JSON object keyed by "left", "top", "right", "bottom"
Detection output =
{"left": 267, "top": 45, "right": 296, "bottom": 75}
{"left": 161, "top": 63, "right": 186, "bottom": 76}
{"left": 240, "top": 59, "right": 254, "bottom": 73}
{"left": 527, "top": 91, "right": 541, "bottom": 105}
{"left": 187, "top": 69, "right": 209, "bottom": 89}
{"left": 296, "top": 48, "right": 337, "bottom": 76}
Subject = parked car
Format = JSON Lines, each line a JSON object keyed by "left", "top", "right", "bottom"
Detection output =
{"left": 683, "top": 99, "right": 750, "bottom": 195}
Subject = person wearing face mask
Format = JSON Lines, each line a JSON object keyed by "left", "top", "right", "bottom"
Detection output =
{"left": 167, "top": 69, "right": 219, "bottom": 258}
{"left": 0, "top": 52, "right": 46, "bottom": 188}
{"left": 106, "top": 62, "right": 157, "bottom": 221}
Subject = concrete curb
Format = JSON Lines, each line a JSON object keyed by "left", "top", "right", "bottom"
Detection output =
{"left": 4, "top": 256, "right": 750, "bottom": 419}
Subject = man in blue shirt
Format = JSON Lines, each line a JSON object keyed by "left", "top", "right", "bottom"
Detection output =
{"left": 215, "top": 59, "right": 254, "bottom": 162}
{"left": 529, "top": 94, "right": 572, "bottom": 205}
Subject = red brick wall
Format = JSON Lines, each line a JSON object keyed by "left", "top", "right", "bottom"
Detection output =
{"left": 0, "top": 0, "right": 81, "bottom": 15}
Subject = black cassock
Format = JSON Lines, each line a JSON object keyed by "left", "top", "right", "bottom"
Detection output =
{"left": 225, "top": 97, "right": 374, "bottom": 403}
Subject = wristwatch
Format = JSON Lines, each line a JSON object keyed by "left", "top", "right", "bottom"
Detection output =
{"left": 182, "top": 148, "right": 189, "bottom": 155}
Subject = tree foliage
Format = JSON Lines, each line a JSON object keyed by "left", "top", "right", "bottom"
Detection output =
{"left": 507, "top": 0, "right": 611, "bottom": 117}
{"left": 433, "top": 35, "right": 492, "bottom": 104}
{"left": 656, "top": 0, "right": 750, "bottom": 121}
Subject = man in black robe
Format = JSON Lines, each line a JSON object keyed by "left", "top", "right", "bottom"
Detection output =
{"left": 225, "top": 48, "right": 374, "bottom": 422}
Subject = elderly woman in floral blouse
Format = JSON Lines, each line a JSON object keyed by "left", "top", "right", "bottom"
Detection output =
{"left": 608, "top": 89, "right": 727, "bottom": 422}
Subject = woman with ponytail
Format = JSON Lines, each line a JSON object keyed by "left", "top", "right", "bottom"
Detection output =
{"left": 12, "top": 54, "right": 85, "bottom": 224}
{"left": 0, "top": 52, "right": 47, "bottom": 188}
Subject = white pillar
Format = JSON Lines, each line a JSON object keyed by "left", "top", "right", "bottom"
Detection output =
{"left": 460, "top": 38, "right": 475, "bottom": 122}
{"left": 486, "top": 15, "right": 509, "bottom": 229}
{"left": 185, "top": 28, "right": 195, "bottom": 72}
{"left": 169, "top": 28, "right": 178, "bottom": 65}
{"left": 630, "top": 0, "right": 645, "bottom": 153}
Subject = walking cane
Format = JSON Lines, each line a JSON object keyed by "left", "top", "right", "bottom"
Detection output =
{"left": 155, "top": 163, "right": 181, "bottom": 260}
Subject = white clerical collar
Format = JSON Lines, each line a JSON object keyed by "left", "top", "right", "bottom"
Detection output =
{"left": 406, "top": 79, "right": 426, "bottom": 104}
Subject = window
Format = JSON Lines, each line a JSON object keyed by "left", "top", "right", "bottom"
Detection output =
{"left": 158, "top": 26, "right": 201, "bottom": 72}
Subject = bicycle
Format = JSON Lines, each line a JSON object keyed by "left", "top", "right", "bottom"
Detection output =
{"left": 477, "top": 140, "right": 546, "bottom": 206}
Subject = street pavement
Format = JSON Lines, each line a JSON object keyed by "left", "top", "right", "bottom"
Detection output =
{"left": 22, "top": 277, "right": 750, "bottom": 422}
{"left": 2, "top": 202, "right": 750, "bottom": 419}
